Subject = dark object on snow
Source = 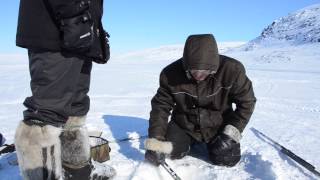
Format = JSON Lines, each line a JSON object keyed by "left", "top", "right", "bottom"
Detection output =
{"left": 207, "top": 134, "right": 241, "bottom": 167}
{"left": 148, "top": 34, "right": 256, "bottom": 143}
{"left": 0, "top": 133, "right": 14, "bottom": 156}
{"left": 90, "top": 136, "right": 111, "bottom": 163}
{"left": 64, "top": 161, "right": 114, "bottom": 180}
{"left": 145, "top": 150, "right": 165, "bottom": 166}
{"left": 16, "top": 0, "right": 110, "bottom": 64}
{"left": 251, "top": 127, "right": 320, "bottom": 177}
{"left": 0, "top": 133, "right": 5, "bottom": 146}
{"left": 63, "top": 163, "right": 92, "bottom": 180}
{"left": 0, "top": 144, "right": 15, "bottom": 155}
{"left": 160, "top": 160, "right": 182, "bottom": 180}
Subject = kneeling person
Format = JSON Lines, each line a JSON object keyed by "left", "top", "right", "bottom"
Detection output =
{"left": 145, "top": 34, "right": 256, "bottom": 167}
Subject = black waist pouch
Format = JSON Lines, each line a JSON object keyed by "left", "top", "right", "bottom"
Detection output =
{"left": 60, "top": 12, "right": 94, "bottom": 53}
{"left": 44, "top": 0, "right": 110, "bottom": 64}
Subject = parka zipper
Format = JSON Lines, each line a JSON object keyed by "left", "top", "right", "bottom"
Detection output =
{"left": 196, "top": 83, "right": 200, "bottom": 126}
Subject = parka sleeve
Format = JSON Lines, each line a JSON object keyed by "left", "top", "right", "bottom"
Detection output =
{"left": 148, "top": 71, "right": 174, "bottom": 140}
{"left": 227, "top": 64, "right": 257, "bottom": 132}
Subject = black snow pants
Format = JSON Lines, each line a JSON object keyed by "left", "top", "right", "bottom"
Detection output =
{"left": 165, "top": 121, "right": 241, "bottom": 166}
{"left": 23, "top": 50, "right": 92, "bottom": 127}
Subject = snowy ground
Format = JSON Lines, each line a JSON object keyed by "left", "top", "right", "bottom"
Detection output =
{"left": 0, "top": 42, "right": 320, "bottom": 180}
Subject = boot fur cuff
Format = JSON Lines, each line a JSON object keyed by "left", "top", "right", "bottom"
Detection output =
{"left": 14, "top": 121, "right": 62, "bottom": 179}
{"left": 15, "top": 121, "right": 62, "bottom": 147}
{"left": 223, "top": 125, "right": 242, "bottom": 143}
{"left": 144, "top": 138, "right": 173, "bottom": 154}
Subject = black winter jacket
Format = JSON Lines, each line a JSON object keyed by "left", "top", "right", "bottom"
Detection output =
{"left": 148, "top": 35, "right": 256, "bottom": 142}
{"left": 16, "top": 0, "right": 109, "bottom": 63}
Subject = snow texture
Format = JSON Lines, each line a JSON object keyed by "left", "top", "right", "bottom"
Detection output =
{"left": 1, "top": 3, "right": 320, "bottom": 180}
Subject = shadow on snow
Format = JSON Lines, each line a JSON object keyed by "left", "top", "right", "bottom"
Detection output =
{"left": 103, "top": 115, "right": 148, "bottom": 162}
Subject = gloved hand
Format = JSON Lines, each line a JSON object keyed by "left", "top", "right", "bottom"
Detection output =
{"left": 144, "top": 138, "right": 173, "bottom": 166}
{"left": 145, "top": 150, "right": 165, "bottom": 166}
{"left": 210, "top": 133, "right": 239, "bottom": 155}
{"left": 208, "top": 127, "right": 241, "bottom": 167}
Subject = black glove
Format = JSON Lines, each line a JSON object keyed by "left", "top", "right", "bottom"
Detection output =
{"left": 145, "top": 150, "right": 165, "bottom": 166}
{"left": 208, "top": 133, "right": 241, "bottom": 167}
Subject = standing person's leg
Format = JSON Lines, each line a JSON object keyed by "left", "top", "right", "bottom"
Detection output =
{"left": 61, "top": 60, "right": 116, "bottom": 180}
{"left": 15, "top": 50, "right": 85, "bottom": 180}
{"left": 23, "top": 50, "right": 85, "bottom": 126}
{"left": 61, "top": 60, "right": 92, "bottom": 178}
{"left": 69, "top": 60, "right": 92, "bottom": 118}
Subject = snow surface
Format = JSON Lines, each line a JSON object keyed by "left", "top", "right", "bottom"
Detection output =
{"left": 0, "top": 40, "right": 319, "bottom": 180}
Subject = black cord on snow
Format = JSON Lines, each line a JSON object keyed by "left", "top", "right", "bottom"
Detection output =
{"left": 0, "top": 134, "right": 147, "bottom": 155}
{"left": 251, "top": 127, "right": 320, "bottom": 177}
{"left": 108, "top": 135, "right": 148, "bottom": 143}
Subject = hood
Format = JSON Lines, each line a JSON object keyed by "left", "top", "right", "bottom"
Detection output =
{"left": 182, "top": 34, "right": 219, "bottom": 72}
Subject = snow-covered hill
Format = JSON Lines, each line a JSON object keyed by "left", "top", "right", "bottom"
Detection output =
{"left": 242, "top": 4, "right": 320, "bottom": 51}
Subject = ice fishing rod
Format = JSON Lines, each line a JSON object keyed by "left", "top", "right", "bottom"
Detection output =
{"left": 251, "top": 127, "right": 320, "bottom": 177}
{"left": 160, "top": 160, "right": 182, "bottom": 180}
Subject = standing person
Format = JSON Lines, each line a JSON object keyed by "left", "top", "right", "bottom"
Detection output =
{"left": 14, "top": 0, "right": 115, "bottom": 179}
{"left": 145, "top": 34, "right": 256, "bottom": 167}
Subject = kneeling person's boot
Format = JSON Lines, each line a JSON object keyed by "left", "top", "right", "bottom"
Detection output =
{"left": 15, "top": 120, "right": 63, "bottom": 180}
{"left": 61, "top": 116, "right": 116, "bottom": 180}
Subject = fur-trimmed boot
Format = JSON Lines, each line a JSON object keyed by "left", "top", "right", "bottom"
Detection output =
{"left": 61, "top": 116, "right": 116, "bottom": 180}
{"left": 15, "top": 121, "right": 63, "bottom": 180}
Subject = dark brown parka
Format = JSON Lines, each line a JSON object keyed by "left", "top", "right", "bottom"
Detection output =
{"left": 148, "top": 34, "right": 256, "bottom": 143}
